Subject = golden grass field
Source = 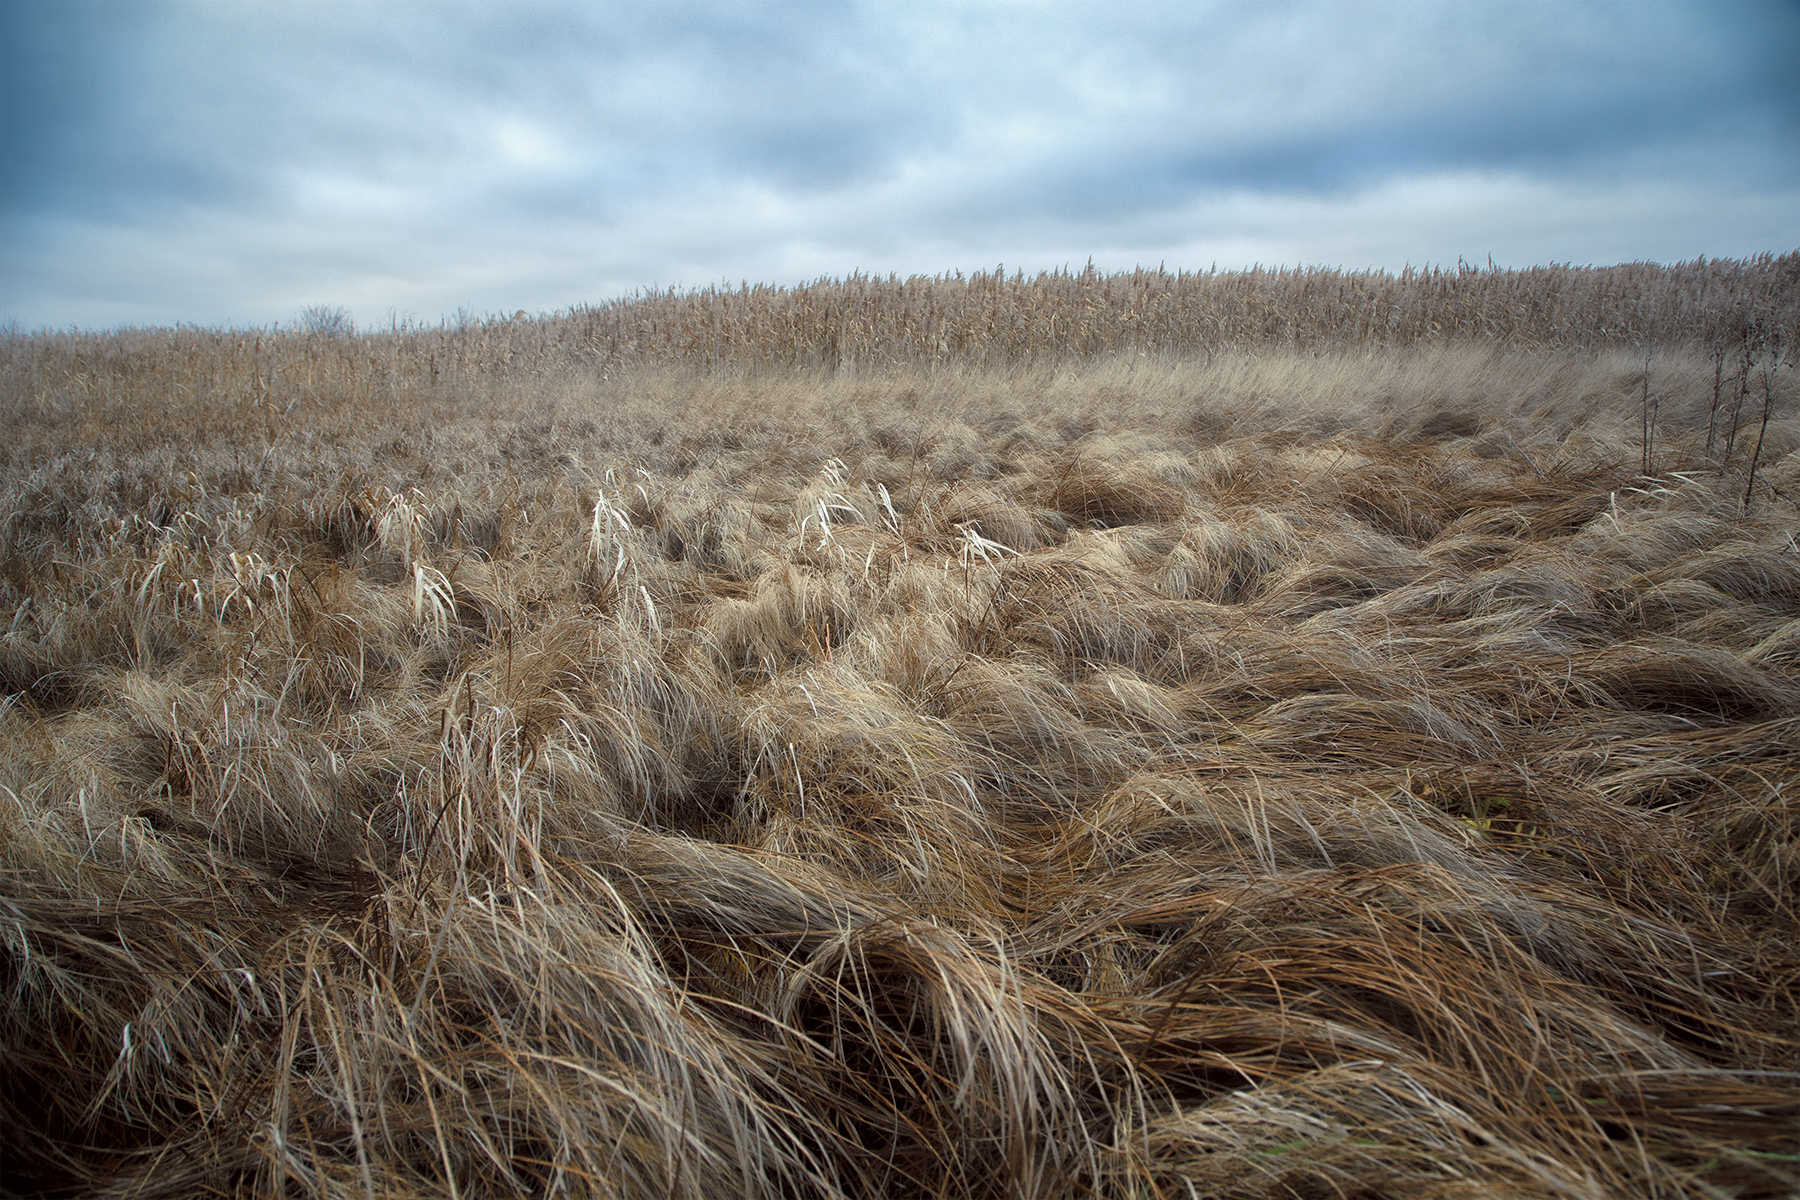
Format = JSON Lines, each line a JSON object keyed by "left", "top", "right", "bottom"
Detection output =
{"left": 3, "top": 259, "right": 1799, "bottom": 1198}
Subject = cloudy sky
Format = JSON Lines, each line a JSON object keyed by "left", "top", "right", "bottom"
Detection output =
{"left": 3, "top": 0, "right": 1797, "bottom": 331}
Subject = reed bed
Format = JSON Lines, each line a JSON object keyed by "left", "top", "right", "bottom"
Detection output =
{"left": 2, "top": 260, "right": 1798, "bottom": 1198}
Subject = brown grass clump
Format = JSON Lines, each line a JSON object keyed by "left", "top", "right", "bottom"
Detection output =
{"left": 2, "top": 261, "right": 1799, "bottom": 1198}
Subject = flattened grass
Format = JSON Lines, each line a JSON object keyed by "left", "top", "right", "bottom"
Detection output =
{"left": 2, "top": 321, "right": 1798, "bottom": 1197}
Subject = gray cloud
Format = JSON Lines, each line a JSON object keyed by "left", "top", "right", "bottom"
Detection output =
{"left": 3, "top": 0, "right": 1796, "bottom": 328}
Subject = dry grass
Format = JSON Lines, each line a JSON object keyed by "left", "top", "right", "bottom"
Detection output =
{"left": 2, "top": 259, "right": 1799, "bottom": 1198}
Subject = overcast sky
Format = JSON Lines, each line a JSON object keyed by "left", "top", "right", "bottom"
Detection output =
{"left": 3, "top": 0, "right": 1797, "bottom": 331}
